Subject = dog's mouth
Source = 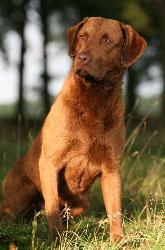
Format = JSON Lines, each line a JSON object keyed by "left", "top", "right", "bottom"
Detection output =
{"left": 76, "top": 69, "right": 104, "bottom": 84}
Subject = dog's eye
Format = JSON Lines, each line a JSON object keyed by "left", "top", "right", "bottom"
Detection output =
{"left": 100, "top": 34, "right": 113, "bottom": 45}
{"left": 106, "top": 39, "right": 112, "bottom": 44}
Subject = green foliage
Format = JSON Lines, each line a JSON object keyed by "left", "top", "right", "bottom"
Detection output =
{"left": 122, "top": 0, "right": 150, "bottom": 31}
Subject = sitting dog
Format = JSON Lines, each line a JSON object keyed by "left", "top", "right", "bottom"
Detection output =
{"left": 0, "top": 17, "right": 147, "bottom": 242}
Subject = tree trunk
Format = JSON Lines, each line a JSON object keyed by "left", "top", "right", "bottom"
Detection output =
{"left": 16, "top": 4, "right": 27, "bottom": 121}
{"left": 126, "top": 67, "right": 137, "bottom": 115}
{"left": 158, "top": 1, "right": 165, "bottom": 121}
{"left": 40, "top": 0, "right": 50, "bottom": 115}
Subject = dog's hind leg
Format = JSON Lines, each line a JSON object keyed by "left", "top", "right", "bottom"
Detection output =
{"left": 70, "top": 192, "right": 90, "bottom": 217}
{"left": 0, "top": 160, "right": 39, "bottom": 218}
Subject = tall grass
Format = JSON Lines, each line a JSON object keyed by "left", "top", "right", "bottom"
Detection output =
{"left": 0, "top": 114, "right": 165, "bottom": 249}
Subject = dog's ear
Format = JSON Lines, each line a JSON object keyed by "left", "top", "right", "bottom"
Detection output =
{"left": 120, "top": 23, "right": 147, "bottom": 68}
{"left": 67, "top": 17, "right": 89, "bottom": 58}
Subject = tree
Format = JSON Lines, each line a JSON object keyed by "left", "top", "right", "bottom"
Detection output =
{"left": 142, "top": 0, "right": 165, "bottom": 121}
{"left": 150, "top": 1, "right": 165, "bottom": 120}
{"left": 35, "top": 0, "right": 51, "bottom": 115}
{"left": 33, "top": 0, "right": 63, "bottom": 116}
{"left": 0, "top": 0, "right": 29, "bottom": 121}
{"left": 17, "top": 0, "right": 28, "bottom": 121}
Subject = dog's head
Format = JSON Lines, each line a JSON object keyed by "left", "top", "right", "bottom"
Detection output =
{"left": 67, "top": 17, "right": 147, "bottom": 85}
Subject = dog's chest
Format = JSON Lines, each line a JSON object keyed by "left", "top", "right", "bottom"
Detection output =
{"left": 59, "top": 158, "right": 99, "bottom": 196}
{"left": 59, "top": 94, "right": 117, "bottom": 196}
{"left": 65, "top": 91, "right": 116, "bottom": 135}
{"left": 58, "top": 139, "right": 109, "bottom": 196}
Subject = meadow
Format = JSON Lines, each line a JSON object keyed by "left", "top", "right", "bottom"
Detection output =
{"left": 0, "top": 115, "right": 165, "bottom": 250}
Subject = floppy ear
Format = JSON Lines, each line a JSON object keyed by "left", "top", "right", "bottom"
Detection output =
{"left": 120, "top": 23, "right": 147, "bottom": 68}
{"left": 67, "top": 17, "right": 89, "bottom": 58}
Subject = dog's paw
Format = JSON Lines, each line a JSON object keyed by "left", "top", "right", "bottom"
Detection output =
{"left": 48, "top": 214, "right": 63, "bottom": 240}
{"left": 48, "top": 225, "right": 63, "bottom": 244}
{"left": 0, "top": 202, "right": 13, "bottom": 218}
{"left": 111, "top": 233, "right": 124, "bottom": 243}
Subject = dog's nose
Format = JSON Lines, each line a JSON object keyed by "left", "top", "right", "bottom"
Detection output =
{"left": 77, "top": 53, "right": 91, "bottom": 65}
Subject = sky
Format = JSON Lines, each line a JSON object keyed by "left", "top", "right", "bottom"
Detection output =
{"left": 0, "top": 22, "right": 163, "bottom": 105}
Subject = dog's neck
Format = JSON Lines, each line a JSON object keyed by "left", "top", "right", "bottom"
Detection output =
{"left": 61, "top": 70, "right": 125, "bottom": 119}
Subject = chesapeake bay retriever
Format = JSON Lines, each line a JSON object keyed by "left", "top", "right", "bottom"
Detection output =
{"left": 0, "top": 17, "right": 147, "bottom": 242}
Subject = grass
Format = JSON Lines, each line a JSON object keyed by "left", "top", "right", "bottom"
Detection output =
{"left": 0, "top": 120, "right": 165, "bottom": 249}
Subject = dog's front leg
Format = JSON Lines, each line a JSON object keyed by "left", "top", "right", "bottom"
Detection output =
{"left": 101, "top": 167, "right": 123, "bottom": 243}
{"left": 39, "top": 156, "right": 62, "bottom": 237}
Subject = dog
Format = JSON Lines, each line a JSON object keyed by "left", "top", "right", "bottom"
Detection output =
{"left": 0, "top": 17, "right": 147, "bottom": 242}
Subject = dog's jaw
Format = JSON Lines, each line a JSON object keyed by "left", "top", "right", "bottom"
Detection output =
{"left": 74, "top": 66, "right": 125, "bottom": 91}
{"left": 75, "top": 68, "right": 105, "bottom": 85}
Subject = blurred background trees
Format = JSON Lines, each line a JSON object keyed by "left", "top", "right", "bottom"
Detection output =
{"left": 0, "top": 0, "right": 164, "bottom": 125}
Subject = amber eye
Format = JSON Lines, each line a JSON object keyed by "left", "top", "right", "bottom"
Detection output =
{"left": 106, "top": 39, "right": 112, "bottom": 44}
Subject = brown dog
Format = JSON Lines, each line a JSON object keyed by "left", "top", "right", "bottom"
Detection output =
{"left": 0, "top": 17, "right": 147, "bottom": 242}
